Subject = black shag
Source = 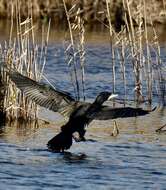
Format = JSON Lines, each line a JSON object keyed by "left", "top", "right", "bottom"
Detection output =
{"left": 8, "top": 70, "right": 153, "bottom": 152}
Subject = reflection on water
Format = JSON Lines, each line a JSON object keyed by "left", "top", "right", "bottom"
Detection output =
{"left": 0, "top": 22, "right": 166, "bottom": 189}
{"left": 62, "top": 152, "right": 87, "bottom": 163}
{"left": 0, "top": 20, "right": 166, "bottom": 44}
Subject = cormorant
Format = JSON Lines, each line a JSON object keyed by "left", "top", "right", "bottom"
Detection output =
{"left": 8, "top": 70, "right": 154, "bottom": 152}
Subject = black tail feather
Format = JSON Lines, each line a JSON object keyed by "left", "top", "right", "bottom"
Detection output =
{"left": 47, "top": 131, "right": 73, "bottom": 152}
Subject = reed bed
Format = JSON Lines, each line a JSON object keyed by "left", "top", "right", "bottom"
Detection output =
{"left": 0, "top": 1, "right": 50, "bottom": 123}
{"left": 102, "top": 0, "right": 165, "bottom": 107}
{"left": 0, "top": 0, "right": 165, "bottom": 125}
{"left": 58, "top": 0, "right": 165, "bottom": 107}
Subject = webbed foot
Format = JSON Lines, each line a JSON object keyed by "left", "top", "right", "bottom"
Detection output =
{"left": 73, "top": 135, "right": 86, "bottom": 142}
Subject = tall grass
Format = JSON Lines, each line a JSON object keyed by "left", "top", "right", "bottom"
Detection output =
{"left": 0, "top": 1, "right": 50, "bottom": 123}
{"left": 63, "top": 0, "right": 86, "bottom": 101}
{"left": 104, "top": 0, "right": 165, "bottom": 106}
{"left": 0, "top": 0, "right": 165, "bottom": 125}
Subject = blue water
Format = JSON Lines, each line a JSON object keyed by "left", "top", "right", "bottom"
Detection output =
{"left": 0, "top": 42, "right": 166, "bottom": 190}
{"left": 0, "top": 127, "right": 166, "bottom": 190}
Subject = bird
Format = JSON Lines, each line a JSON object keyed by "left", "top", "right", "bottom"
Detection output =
{"left": 7, "top": 70, "right": 154, "bottom": 152}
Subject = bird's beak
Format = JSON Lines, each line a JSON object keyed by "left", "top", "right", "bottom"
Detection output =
{"left": 108, "top": 94, "right": 118, "bottom": 100}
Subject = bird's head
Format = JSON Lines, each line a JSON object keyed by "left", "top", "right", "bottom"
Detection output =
{"left": 94, "top": 91, "right": 118, "bottom": 105}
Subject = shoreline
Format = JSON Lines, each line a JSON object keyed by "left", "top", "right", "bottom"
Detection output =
{"left": 0, "top": 19, "right": 166, "bottom": 44}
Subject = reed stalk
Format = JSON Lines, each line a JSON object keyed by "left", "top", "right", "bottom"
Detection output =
{"left": 76, "top": 8, "right": 86, "bottom": 100}
{"left": 105, "top": 0, "right": 116, "bottom": 93}
{"left": 63, "top": 0, "right": 80, "bottom": 100}
{"left": 124, "top": 0, "right": 142, "bottom": 103}
{"left": 63, "top": 0, "right": 86, "bottom": 101}
{"left": 120, "top": 38, "right": 127, "bottom": 102}
{"left": 143, "top": 0, "right": 153, "bottom": 104}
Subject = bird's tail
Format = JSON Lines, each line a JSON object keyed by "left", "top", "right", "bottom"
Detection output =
{"left": 47, "top": 131, "right": 73, "bottom": 152}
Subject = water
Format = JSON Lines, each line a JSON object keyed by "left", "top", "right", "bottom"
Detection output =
{"left": 0, "top": 120, "right": 166, "bottom": 190}
{"left": 0, "top": 30, "right": 166, "bottom": 189}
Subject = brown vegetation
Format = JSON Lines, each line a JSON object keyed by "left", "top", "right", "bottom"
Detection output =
{"left": 0, "top": 9, "right": 50, "bottom": 123}
{"left": 0, "top": 0, "right": 165, "bottom": 30}
{"left": 0, "top": 0, "right": 165, "bottom": 124}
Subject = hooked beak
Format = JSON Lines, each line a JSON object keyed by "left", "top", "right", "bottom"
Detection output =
{"left": 108, "top": 94, "right": 118, "bottom": 100}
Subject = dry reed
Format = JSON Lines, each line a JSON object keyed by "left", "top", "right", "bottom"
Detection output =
{"left": 104, "top": 0, "right": 165, "bottom": 106}
{"left": 0, "top": 0, "right": 165, "bottom": 125}
{"left": 0, "top": 0, "right": 50, "bottom": 123}
{"left": 63, "top": 0, "right": 86, "bottom": 101}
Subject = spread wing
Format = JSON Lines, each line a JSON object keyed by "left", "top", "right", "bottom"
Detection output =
{"left": 90, "top": 106, "right": 152, "bottom": 120}
{"left": 8, "top": 70, "right": 75, "bottom": 116}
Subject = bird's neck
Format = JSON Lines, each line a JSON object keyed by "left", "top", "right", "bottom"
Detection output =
{"left": 93, "top": 99, "right": 104, "bottom": 106}
{"left": 90, "top": 100, "right": 103, "bottom": 112}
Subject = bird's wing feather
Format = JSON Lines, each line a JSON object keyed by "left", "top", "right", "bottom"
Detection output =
{"left": 8, "top": 70, "right": 75, "bottom": 115}
{"left": 89, "top": 106, "right": 151, "bottom": 120}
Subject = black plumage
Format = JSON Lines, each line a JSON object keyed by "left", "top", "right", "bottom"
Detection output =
{"left": 8, "top": 70, "right": 154, "bottom": 152}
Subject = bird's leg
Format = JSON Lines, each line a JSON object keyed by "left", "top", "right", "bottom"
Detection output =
{"left": 73, "top": 128, "right": 86, "bottom": 142}
{"left": 110, "top": 120, "right": 119, "bottom": 137}
{"left": 72, "top": 134, "right": 80, "bottom": 142}
{"left": 77, "top": 127, "right": 97, "bottom": 142}
{"left": 78, "top": 128, "right": 86, "bottom": 141}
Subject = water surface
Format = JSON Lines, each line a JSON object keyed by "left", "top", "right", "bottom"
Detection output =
{"left": 0, "top": 29, "right": 166, "bottom": 189}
